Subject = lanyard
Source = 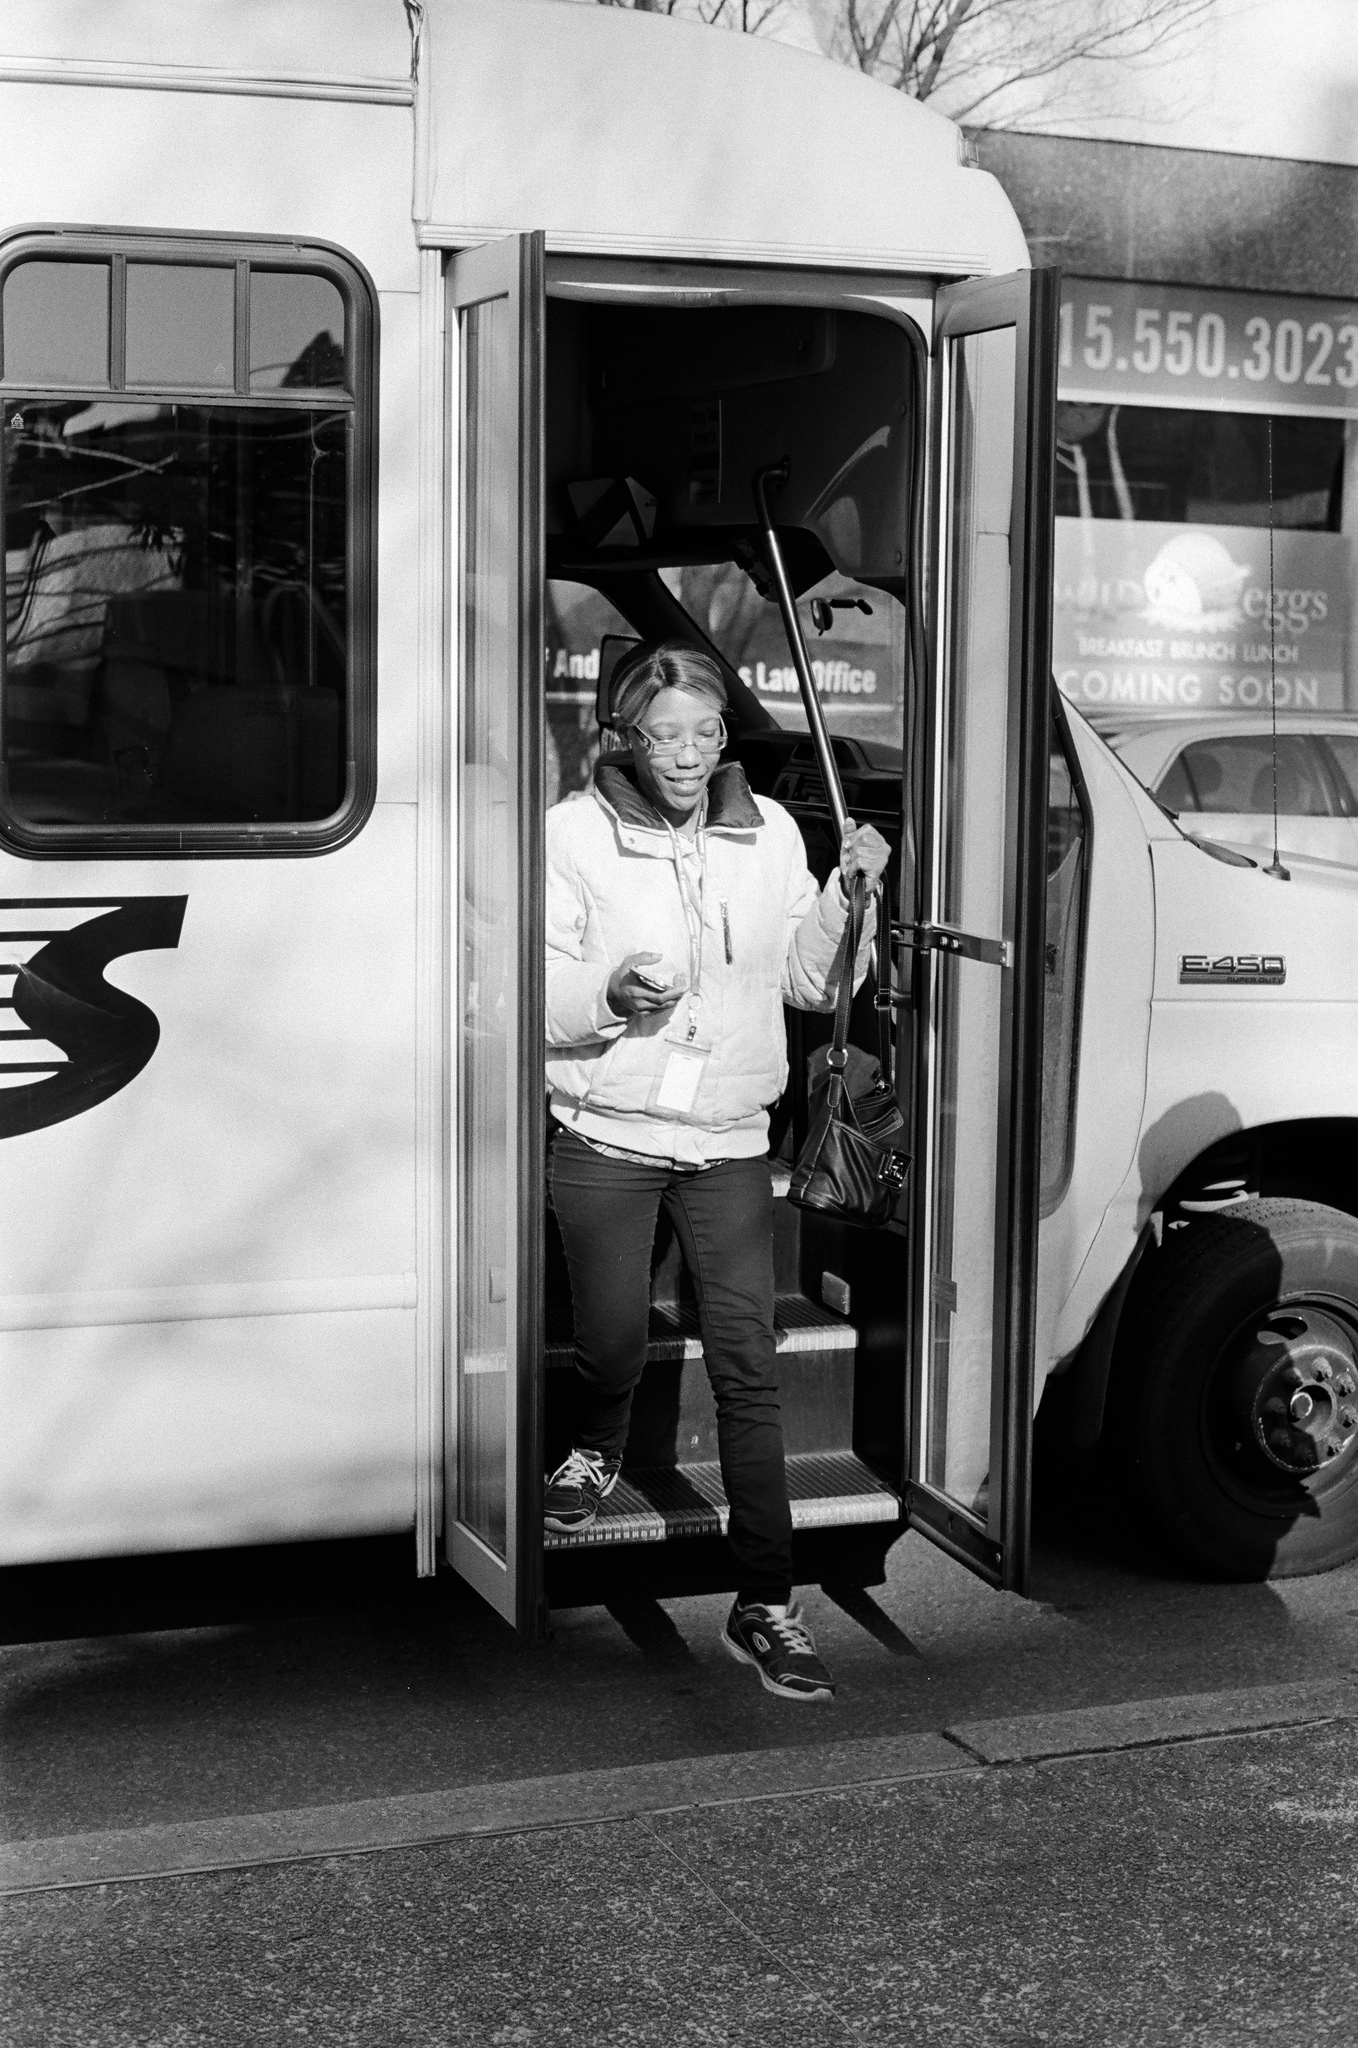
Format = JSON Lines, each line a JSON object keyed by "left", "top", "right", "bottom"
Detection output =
{"left": 664, "top": 804, "right": 707, "bottom": 1040}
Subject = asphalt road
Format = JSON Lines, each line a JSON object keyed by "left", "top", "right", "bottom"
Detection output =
{"left": 3, "top": 1479, "right": 1358, "bottom": 2044}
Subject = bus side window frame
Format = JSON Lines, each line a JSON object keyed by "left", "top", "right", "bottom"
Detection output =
{"left": 0, "top": 225, "right": 378, "bottom": 860}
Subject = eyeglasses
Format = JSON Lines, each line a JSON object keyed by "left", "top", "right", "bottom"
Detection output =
{"left": 629, "top": 716, "right": 727, "bottom": 761}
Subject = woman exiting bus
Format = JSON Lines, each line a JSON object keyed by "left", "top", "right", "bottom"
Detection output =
{"left": 543, "top": 641, "right": 890, "bottom": 1702}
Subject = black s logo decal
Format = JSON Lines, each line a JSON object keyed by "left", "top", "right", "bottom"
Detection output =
{"left": 0, "top": 897, "right": 186, "bottom": 1139}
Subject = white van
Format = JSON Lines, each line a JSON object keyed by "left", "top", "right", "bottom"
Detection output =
{"left": 2, "top": 0, "right": 1356, "bottom": 1634}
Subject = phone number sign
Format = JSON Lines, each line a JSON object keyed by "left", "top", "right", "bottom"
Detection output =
{"left": 1059, "top": 278, "right": 1358, "bottom": 417}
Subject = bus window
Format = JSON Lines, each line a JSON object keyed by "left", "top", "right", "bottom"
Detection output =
{"left": 249, "top": 273, "right": 346, "bottom": 392}
{"left": 2, "top": 261, "right": 110, "bottom": 387}
{"left": 0, "top": 237, "right": 374, "bottom": 853}
{"left": 125, "top": 264, "right": 235, "bottom": 389}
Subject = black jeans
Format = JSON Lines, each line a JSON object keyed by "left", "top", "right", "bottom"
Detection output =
{"left": 548, "top": 1125, "right": 793, "bottom": 1607}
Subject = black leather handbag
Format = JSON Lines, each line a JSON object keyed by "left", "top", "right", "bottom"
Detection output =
{"left": 789, "top": 876, "right": 910, "bottom": 1228}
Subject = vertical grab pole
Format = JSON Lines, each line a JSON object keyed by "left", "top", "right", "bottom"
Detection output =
{"left": 753, "top": 462, "right": 850, "bottom": 841}
{"left": 752, "top": 463, "right": 887, "bottom": 1028}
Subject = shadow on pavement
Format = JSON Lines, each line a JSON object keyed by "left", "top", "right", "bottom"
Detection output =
{"left": 3, "top": 1491, "right": 1354, "bottom": 1848}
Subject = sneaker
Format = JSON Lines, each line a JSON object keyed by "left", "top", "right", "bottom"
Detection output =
{"left": 543, "top": 1448, "right": 622, "bottom": 1532}
{"left": 721, "top": 1599, "right": 836, "bottom": 1701}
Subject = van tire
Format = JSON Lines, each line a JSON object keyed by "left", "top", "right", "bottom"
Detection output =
{"left": 1113, "top": 1197, "right": 1358, "bottom": 1579}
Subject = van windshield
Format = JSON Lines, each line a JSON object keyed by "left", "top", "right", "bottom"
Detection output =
{"left": 544, "top": 293, "right": 918, "bottom": 778}
{"left": 659, "top": 562, "right": 907, "bottom": 754}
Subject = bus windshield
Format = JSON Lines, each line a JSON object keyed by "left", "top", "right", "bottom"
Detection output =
{"left": 543, "top": 293, "right": 919, "bottom": 780}
{"left": 660, "top": 562, "right": 907, "bottom": 754}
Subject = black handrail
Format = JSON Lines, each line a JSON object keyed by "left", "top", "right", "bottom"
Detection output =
{"left": 752, "top": 462, "right": 886, "bottom": 1028}
{"left": 752, "top": 461, "right": 849, "bottom": 841}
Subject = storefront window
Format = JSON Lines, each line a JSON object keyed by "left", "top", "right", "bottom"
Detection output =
{"left": 1054, "top": 406, "right": 1345, "bottom": 531}
{"left": 1051, "top": 277, "right": 1358, "bottom": 724}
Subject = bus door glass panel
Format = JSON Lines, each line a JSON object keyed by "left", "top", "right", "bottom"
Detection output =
{"left": 910, "top": 271, "right": 1057, "bottom": 1592}
{"left": 929, "top": 324, "right": 1013, "bottom": 1517}
{"left": 447, "top": 233, "right": 545, "bottom": 1634}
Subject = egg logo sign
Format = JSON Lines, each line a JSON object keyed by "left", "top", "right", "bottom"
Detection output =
{"left": 1143, "top": 533, "right": 1250, "bottom": 635}
{"left": 0, "top": 897, "right": 187, "bottom": 1140}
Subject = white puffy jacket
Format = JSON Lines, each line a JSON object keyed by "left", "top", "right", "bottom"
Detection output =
{"left": 546, "top": 758, "right": 872, "bottom": 1161}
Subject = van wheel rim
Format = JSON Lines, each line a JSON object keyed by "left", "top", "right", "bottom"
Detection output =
{"left": 1218, "top": 1301, "right": 1358, "bottom": 1484}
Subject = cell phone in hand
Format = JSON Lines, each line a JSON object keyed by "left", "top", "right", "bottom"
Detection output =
{"left": 634, "top": 968, "right": 682, "bottom": 994}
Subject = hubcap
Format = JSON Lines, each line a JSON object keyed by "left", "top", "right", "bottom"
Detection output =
{"left": 1228, "top": 1306, "right": 1358, "bottom": 1476}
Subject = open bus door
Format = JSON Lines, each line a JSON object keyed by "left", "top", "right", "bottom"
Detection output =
{"left": 903, "top": 268, "right": 1059, "bottom": 1594}
{"left": 443, "top": 236, "right": 1056, "bottom": 1632}
{"left": 445, "top": 232, "right": 547, "bottom": 1635}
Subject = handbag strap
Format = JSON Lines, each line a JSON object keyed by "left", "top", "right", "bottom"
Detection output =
{"left": 825, "top": 873, "right": 865, "bottom": 1116}
{"left": 871, "top": 882, "right": 895, "bottom": 1089}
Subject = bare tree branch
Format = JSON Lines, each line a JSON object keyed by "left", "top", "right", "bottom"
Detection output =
{"left": 821, "top": 0, "right": 1215, "bottom": 119}
{"left": 596, "top": 0, "right": 790, "bottom": 23}
{"left": 590, "top": 0, "right": 1216, "bottom": 128}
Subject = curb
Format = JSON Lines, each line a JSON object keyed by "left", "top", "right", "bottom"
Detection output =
{"left": 2, "top": 1678, "right": 1353, "bottom": 1897}
{"left": 947, "top": 1677, "right": 1358, "bottom": 1764}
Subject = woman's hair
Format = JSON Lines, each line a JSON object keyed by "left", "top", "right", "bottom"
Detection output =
{"left": 609, "top": 640, "right": 728, "bottom": 734}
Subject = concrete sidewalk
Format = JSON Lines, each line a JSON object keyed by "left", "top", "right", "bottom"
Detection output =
{"left": 4, "top": 1696, "right": 1357, "bottom": 2045}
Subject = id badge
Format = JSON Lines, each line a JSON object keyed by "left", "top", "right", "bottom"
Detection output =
{"left": 650, "top": 1036, "right": 710, "bottom": 1116}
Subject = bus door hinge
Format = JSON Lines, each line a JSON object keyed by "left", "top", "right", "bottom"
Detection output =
{"left": 892, "top": 922, "right": 1011, "bottom": 972}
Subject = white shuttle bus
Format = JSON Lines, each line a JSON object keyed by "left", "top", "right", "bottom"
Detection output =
{"left": 4, "top": 0, "right": 1358, "bottom": 1635}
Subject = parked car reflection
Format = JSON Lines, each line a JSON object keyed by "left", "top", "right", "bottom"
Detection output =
{"left": 1088, "top": 711, "right": 1358, "bottom": 867}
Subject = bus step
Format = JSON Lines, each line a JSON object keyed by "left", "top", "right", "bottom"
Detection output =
{"left": 544, "top": 1291, "right": 856, "bottom": 1369}
{"left": 542, "top": 1450, "right": 897, "bottom": 1550}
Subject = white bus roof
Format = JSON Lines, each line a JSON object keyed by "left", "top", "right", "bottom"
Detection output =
{"left": 0, "top": 1, "right": 411, "bottom": 100}
{"left": 419, "top": 0, "right": 1028, "bottom": 275}
{"left": 0, "top": 0, "right": 1028, "bottom": 279}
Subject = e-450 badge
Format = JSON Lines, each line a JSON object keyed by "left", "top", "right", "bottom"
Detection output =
{"left": 1180, "top": 953, "right": 1286, "bottom": 986}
